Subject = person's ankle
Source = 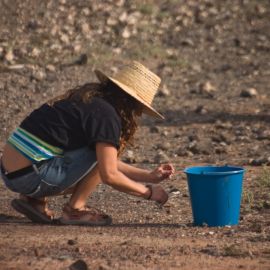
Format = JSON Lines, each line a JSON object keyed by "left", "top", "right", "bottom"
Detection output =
{"left": 68, "top": 201, "right": 85, "bottom": 210}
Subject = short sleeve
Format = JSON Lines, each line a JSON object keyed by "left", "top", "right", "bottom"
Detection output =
{"left": 86, "top": 115, "right": 121, "bottom": 149}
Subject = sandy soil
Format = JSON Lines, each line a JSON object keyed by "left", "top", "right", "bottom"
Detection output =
{"left": 0, "top": 0, "right": 269, "bottom": 269}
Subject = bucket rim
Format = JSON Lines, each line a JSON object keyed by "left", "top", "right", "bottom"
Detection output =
{"left": 184, "top": 165, "right": 245, "bottom": 176}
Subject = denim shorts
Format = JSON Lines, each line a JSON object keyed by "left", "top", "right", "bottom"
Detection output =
{"left": 0, "top": 147, "right": 97, "bottom": 198}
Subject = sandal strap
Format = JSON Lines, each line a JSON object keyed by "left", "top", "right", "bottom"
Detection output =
{"left": 63, "top": 203, "right": 108, "bottom": 219}
{"left": 19, "top": 195, "right": 54, "bottom": 218}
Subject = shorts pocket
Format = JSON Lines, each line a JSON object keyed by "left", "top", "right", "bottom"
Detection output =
{"left": 38, "top": 157, "right": 68, "bottom": 186}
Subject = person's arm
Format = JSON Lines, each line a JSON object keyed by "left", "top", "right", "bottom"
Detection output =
{"left": 96, "top": 142, "right": 151, "bottom": 198}
{"left": 96, "top": 142, "right": 168, "bottom": 205}
{"left": 117, "top": 160, "right": 175, "bottom": 183}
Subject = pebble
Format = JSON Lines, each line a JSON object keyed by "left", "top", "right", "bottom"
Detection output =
{"left": 107, "top": 17, "right": 118, "bottom": 26}
{"left": 81, "top": 23, "right": 91, "bottom": 36}
{"left": 69, "top": 259, "right": 88, "bottom": 270}
{"left": 122, "top": 27, "right": 131, "bottom": 39}
{"left": 161, "top": 130, "right": 169, "bottom": 137}
{"left": 156, "top": 142, "right": 171, "bottom": 151}
{"left": 0, "top": 47, "right": 4, "bottom": 58}
{"left": 158, "top": 84, "right": 170, "bottom": 97}
{"left": 176, "top": 148, "right": 187, "bottom": 157}
{"left": 31, "top": 47, "right": 41, "bottom": 57}
{"left": 248, "top": 157, "right": 269, "bottom": 166}
{"left": 188, "top": 139, "right": 212, "bottom": 155}
{"left": 119, "top": 11, "right": 128, "bottom": 22}
{"left": 125, "top": 150, "right": 136, "bottom": 163}
{"left": 67, "top": 239, "right": 77, "bottom": 245}
{"left": 150, "top": 126, "right": 160, "bottom": 133}
{"left": 60, "top": 33, "right": 70, "bottom": 44}
{"left": 5, "top": 50, "right": 15, "bottom": 63}
{"left": 31, "top": 69, "right": 46, "bottom": 81}
{"left": 199, "top": 81, "right": 216, "bottom": 97}
{"left": 154, "top": 151, "right": 170, "bottom": 163}
{"left": 240, "top": 88, "right": 258, "bottom": 98}
{"left": 46, "top": 64, "right": 56, "bottom": 72}
{"left": 194, "top": 105, "right": 208, "bottom": 115}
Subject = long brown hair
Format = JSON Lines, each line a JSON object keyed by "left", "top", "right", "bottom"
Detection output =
{"left": 47, "top": 82, "right": 142, "bottom": 154}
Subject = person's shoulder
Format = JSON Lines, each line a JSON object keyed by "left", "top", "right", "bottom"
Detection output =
{"left": 90, "top": 97, "right": 118, "bottom": 117}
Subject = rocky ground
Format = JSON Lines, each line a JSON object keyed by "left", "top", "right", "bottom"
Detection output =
{"left": 0, "top": 0, "right": 269, "bottom": 269}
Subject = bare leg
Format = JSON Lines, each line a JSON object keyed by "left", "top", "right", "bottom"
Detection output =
{"left": 68, "top": 165, "right": 101, "bottom": 209}
{"left": 60, "top": 165, "right": 112, "bottom": 225}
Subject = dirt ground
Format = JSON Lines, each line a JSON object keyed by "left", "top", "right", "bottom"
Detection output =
{"left": 0, "top": 1, "right": 269, "bottom": 269}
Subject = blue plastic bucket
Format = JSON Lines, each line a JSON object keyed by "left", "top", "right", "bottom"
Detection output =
{"left": 184, "top": 166, "right": 245, "bottom": 227}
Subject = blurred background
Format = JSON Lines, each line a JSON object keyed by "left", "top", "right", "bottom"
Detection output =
{"left": 0, "top": 0, "right": 269, "bottom": 166}
{"left": 0, "top": 2, "right": 270, "bottom": 269}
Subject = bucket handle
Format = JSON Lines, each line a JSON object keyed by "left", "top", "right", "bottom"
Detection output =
{"left": 201, "top": 170, "right": 244, "bottom": 175}
{"left": 200, "top": 164, "right": 244, "bottom": 175}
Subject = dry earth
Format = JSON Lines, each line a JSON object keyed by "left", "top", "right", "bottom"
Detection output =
{"left": 0, "top": 0, "right": 269, "bottom": 269}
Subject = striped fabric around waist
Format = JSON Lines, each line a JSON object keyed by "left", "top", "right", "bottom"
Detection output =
{"left": 7, "top": 127, "right": 63, "bottom": 163}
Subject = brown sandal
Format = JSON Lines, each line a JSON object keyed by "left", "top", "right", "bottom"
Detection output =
{"left": 11, "top": 196, "right": 54, "bottom": 224}
{"left": 59, "top": 203, "right": 112, "bottom": 226}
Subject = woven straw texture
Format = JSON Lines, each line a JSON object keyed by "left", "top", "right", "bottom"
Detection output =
{"left": 95, "top": 61, "right": 163, "bottom": 119}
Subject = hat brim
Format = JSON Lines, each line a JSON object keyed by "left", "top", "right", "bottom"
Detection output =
{"left": 95, "top": 70, "right": 164, "bottom": 119}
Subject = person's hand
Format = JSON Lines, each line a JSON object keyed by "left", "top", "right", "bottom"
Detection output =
{"left": 148, "top": 185, "right": 168, "bottom": 206}
{"left": 150, "top": 164, "right": 175, "bottom": 183}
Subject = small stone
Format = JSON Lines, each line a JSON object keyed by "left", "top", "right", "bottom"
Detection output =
{"left": 0, "top": 47, "right": 4, "bottom": 58}
{"left": 248, "top": 158, "right": 268, "bottom": 166}
{"left": 191, "top": 63, "right": 202, "bottom": 72}
{"left": 158, "top": 84, "right": 170, "bottom": 97}
{"left": 107, "top": 17, "right": 118, "bottom": 26}
{"left": 34, "top": 248, "right": 42, "bottom": 257}
{"left": 31, "top": 69, "right": 46, "bottom": 81}
{"left": 81, "top": 23, "right": 91, "bottom": 36}
{"left": 157, "top": 142, "right": 171, "bottom": 151}
{"left": 67, "top": 239, "right": 77, "bottom": 245}
{"left": 112, "top": 47, "right": 122, "bottom": 54}
{"left": 211, "top": 133, "right": 232, "bottom": 144}
{"left": 176, "top": 148, "right": 187, "bottom": 157}
{"left": 69, "top": 259, "right": 88, "bottom": 270}
{"left": 60, "top": 33, "right": 70, "bottom": 44}
{"left": 150, "top": 126, "right": 160, "bottom": 133}
{"left": 256, "top": 130, "right": 270, "bottom": 141}
{"left": 73, "top": 44, "right": 82, "bottom": 53}
{"left": 199, "top": 81, "right": 216, "bottom": 97}
{"left": 240, "top": 88, "right": 258, "bottom": 98}
{"left": 98, "top": 264, "right": 111, "bottom": 270}
{"left": 188, "top": 139, "right": 212, "bottom": 155}
{"left": 74, "top": 54, "right": 88, "bottom": 65}
{"left": 122, "top": 27, "right": 131, "bottom": 39}
{"left": 181, "top": 38, "right": 194, "bottom": 47}
{"left": 161, "top": 130, "right": 169, "bottom": 137}
{"left": 31, "top": 47, "right": 41, "bottom": 57}
{"left": 119, "top": 11, "right": 128, "bottom": 22}
{"left": 127, "top": 12, "right": 141, "bottom": 25}
{"left": 169, "top": 188, "right": 181, "bottom": 195}
{"left": 194, "top": 105, "right": 207, "bottom": 115}
{"left": 5, "top": 50, "right": 14, "bottom": 62}
{"left": 7, "top": 64, "right": 25, "bottom": 70}
{"left": 75, "top": 247, "right": 83, "bottom": 253}
{"left": 115, "top": 0, "right": 125, "bottom": 6}
{"left": 82, "top": 8, "right": 90, "bottom": 16}
{"left": 125, "top": 150, "right": 136, "bottom": 163}
{"left": 46, "top": 64, "right": 56, "bottom": 72}
{"left": 154, "top": 151, "right": 170, "bottom": 163}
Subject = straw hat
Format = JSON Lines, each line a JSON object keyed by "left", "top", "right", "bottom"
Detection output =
{"left": 94, "top": 61, "right": 164, "bottom": 119}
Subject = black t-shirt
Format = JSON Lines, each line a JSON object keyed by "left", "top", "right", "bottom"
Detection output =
{"left": 20, "top": 97, "right": 122, "bottom": 150}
